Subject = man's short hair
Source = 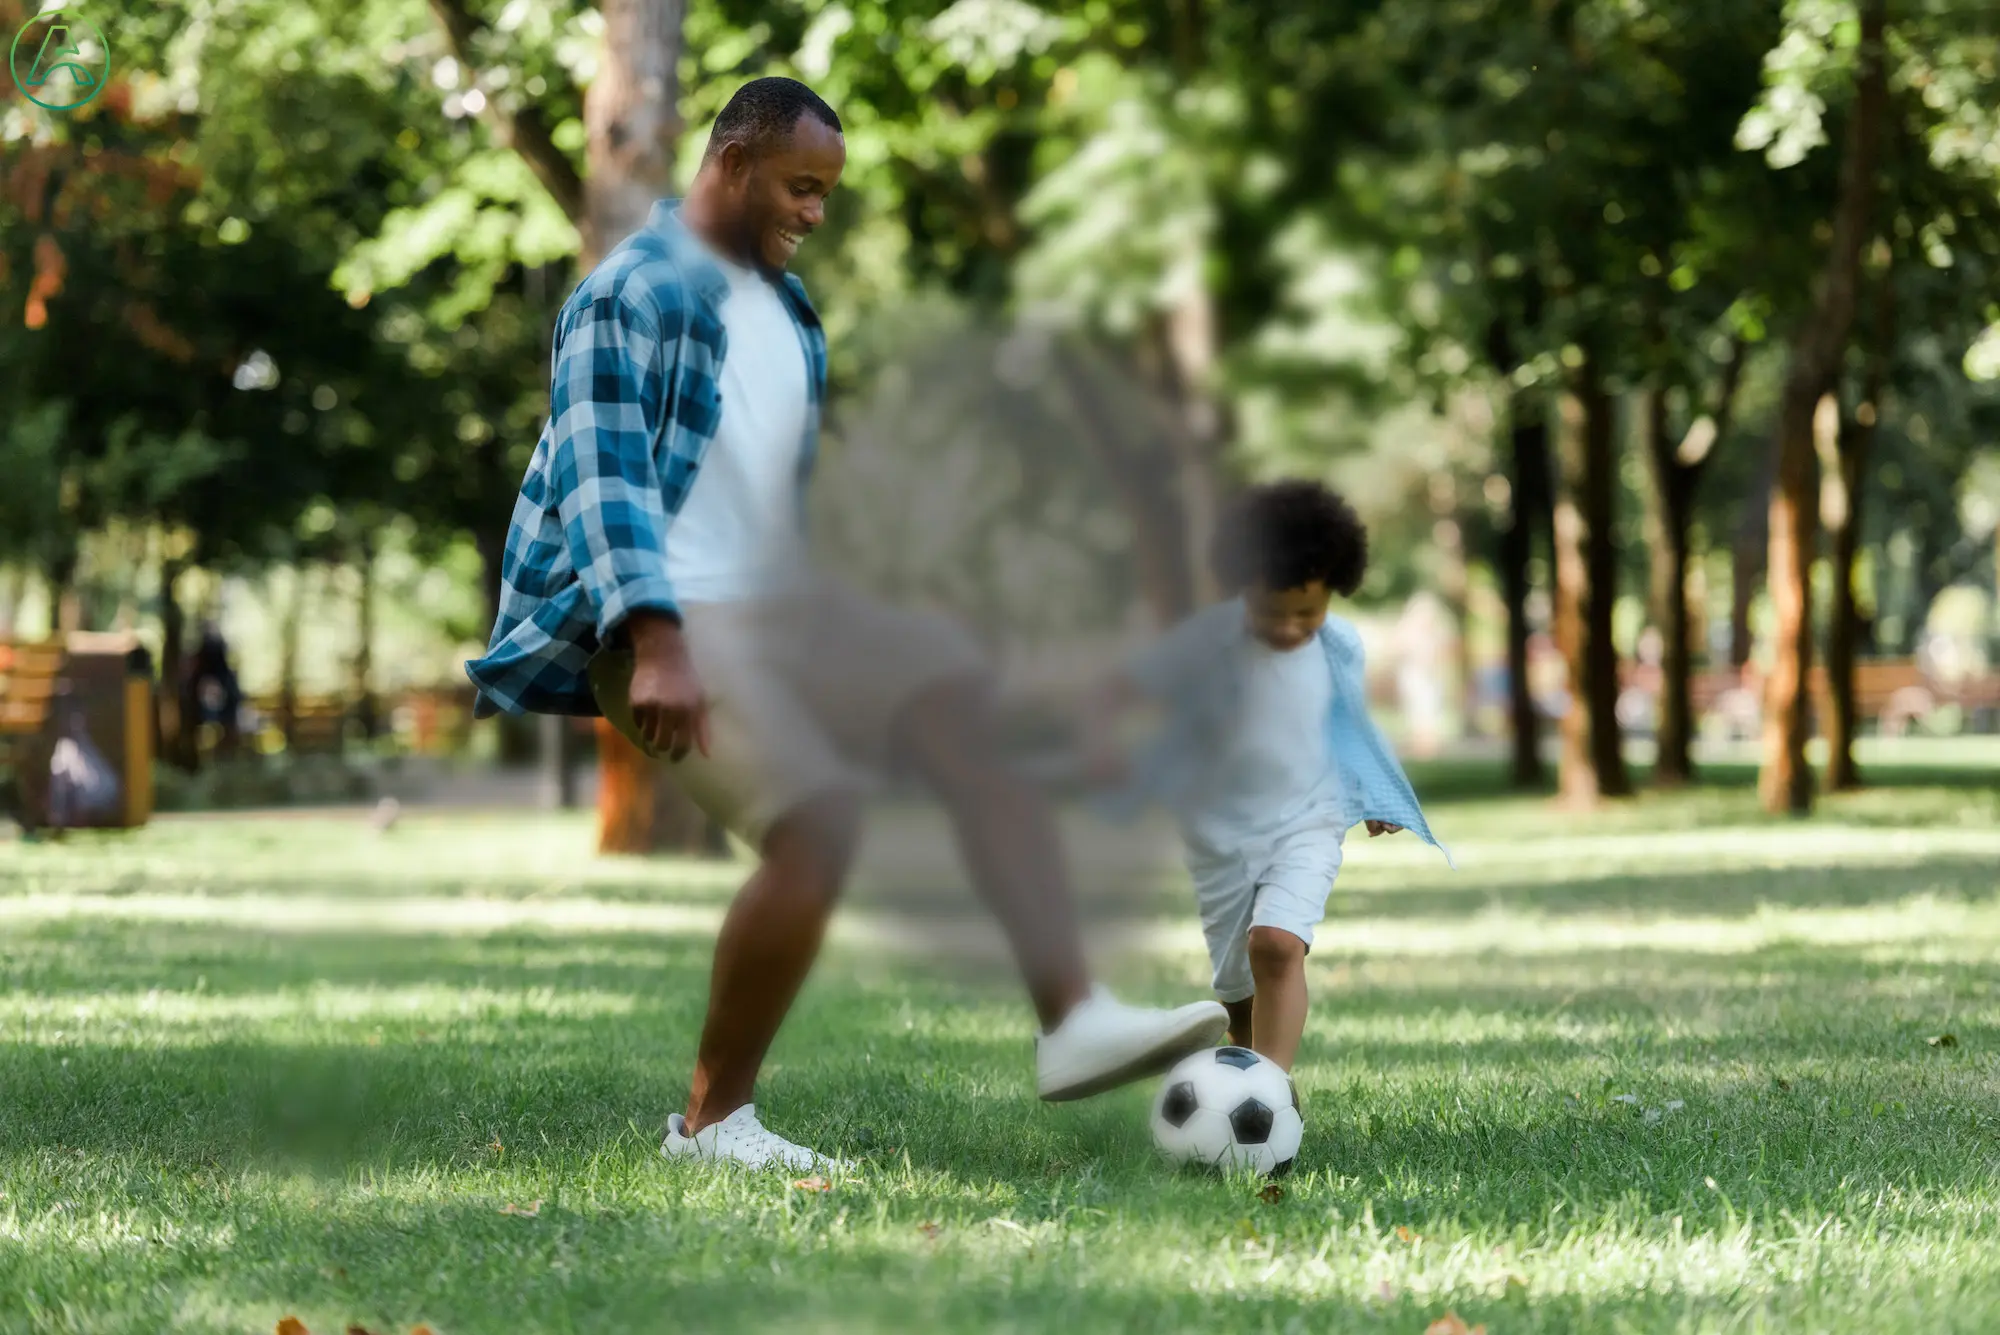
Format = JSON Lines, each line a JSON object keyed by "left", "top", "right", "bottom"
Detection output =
{"left": 702, "top": 77, "right": 842, "bottom": 166}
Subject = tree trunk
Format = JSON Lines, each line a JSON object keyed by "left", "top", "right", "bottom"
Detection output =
{"left": 1826, "top": 277, "right": 1893, "bottom": 792}
{"left": 0, "top": 565, "right": 22, "bottom": 637}
{"left": 1759, "top": 0, "right": 1887, "bottom": 816}
{"left": 1487, "top": 302, "right": 1553, "bottom": 791}
{"left": 158, "top": 557, "right": 195, "bottom": 771}
{"left": 1639, "top": 387, "right": 1697, "bottom": 787}
{"left": 1825, "top": 406, "right": 1869, "bottom": 791}
{"left": 1640, "top": 340, "right": 1743, "bottom": 787}
{"left": 576, "top": 0, "right": 715, "bottom": 855}
{"left": 1730, "top": 439, "right": 1776, "bottom": 670}
{"left": 1435, "top": 506, "right": 1475, "bottom": 742}
{"left": 1497, "top": 404, "right": 1552, "bottom": 788}
{"left": 473, "top": 519, "right": 510, "bottom": 640}
{"left": 1579, "top": 361, "right": 1630, "bottom": 798}
{"left": 579, "top": 0, "right": 684, "bottom": 265}
{"left": 351, "top": 538, "right": 378, "bottom": 743}
{"left": 1552, "top": 353, "right": 1630, "bottom": 806}
{"left": 539, "top": 714, "right": 579, "bottom": 809}
{"left": 278, "top": 566, "right": 303, "bottom": 751}
{"left": 1153, "top": 276, "right": 1228, "bottom": 612}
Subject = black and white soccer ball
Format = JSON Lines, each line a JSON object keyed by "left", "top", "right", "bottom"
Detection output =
{"left": 1150, "top": 1045, "right": 1303, "bottom": 1176}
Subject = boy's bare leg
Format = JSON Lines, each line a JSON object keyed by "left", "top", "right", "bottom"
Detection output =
{"left": 1245, "top": 926, "right": 1309, "bottom": 1070}
{"left": 683, "top": 791, "right": 862, "bottom": 1134}
{"left": 1223, "top": 998, "right": 1255, "bottom": 1050}
{"left": 891, "top": 674, "right": 1092, "bottom": 1031}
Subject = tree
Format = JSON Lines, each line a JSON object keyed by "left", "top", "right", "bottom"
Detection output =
{"left": 1551, "top": 346, "right": 1632, "bottom": 804}
{"left": 1639, "top": 336, "right": 1746, "bottom": 785}
{"left": 1747, "top": 0, "right": 1888, "bottom": 814}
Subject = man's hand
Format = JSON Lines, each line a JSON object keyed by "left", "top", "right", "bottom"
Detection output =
{"left": 1365, "top": 820, "right": 1405, "bottom": 838}
{"left": 624, "top": 611, "right": 710, "bottom": 762}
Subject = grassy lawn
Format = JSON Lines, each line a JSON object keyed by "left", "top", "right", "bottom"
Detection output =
{"left": 3, "top": 744, "right": 1999, "bottom": 1334}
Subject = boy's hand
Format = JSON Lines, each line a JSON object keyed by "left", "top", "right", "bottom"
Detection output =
{"left": 1365, "top": 820, "right": 1404, "bottom": 838}
{"left": 625, "top": 612, "right": 710, "bottom": 762}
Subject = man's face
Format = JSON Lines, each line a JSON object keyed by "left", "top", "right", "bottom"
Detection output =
{"left": 716, "top": 112, "right": 846, "bottom": 274}
{"left": 1243, "top": 581, "right": 1330, "bottom": 652}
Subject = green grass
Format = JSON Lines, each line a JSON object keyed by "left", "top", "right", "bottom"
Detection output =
{"left": 3, "top": 746, "right": 2000, "bottom": 1334}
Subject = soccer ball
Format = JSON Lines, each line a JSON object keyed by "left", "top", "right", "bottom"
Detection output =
{"left": 1150, "top": 1045, "right": 1303, "bottom": 1176}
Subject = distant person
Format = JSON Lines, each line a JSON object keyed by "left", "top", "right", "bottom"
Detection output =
{"left": 465, "top": 77, "right": 1226, "bottom": 1171}
{"left": 186, "top": 623, "right": 244, "bottom": 755}
{"left": 1391, "top": 591, "right": 1451, "bottom": 759}
{"left": 1080, "top": 480, "right": 1451, "bottom": 1083}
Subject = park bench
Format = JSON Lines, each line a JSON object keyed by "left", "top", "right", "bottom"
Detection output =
{"left": 248, "top": 693, "right": 351, "bottom": 755}
{"left": 0, "top": 639, "right": 64, "bottom": 742}
{"left": 1624, "top": 658, "right": 1973, "bottom": 739}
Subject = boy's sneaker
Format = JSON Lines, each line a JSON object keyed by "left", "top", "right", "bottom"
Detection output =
{"left": 661, "top": 1105, "right": 851, "bottom": 1172}
{"left": 1036, "top": 987, "right": 1229, "bottom": 1101}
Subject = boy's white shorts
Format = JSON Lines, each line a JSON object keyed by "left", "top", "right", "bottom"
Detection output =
{"left": 1190, "top": 817, "right": 1346, "bottom": 1003}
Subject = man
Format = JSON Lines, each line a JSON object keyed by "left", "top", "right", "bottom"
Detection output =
{"left": 468, "top": 77, "right": 1227, "bottom": 1170}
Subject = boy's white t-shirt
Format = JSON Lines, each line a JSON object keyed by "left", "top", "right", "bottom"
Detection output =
{"left": 1126, "top": 598, "right": 1342, "bottom": 857}
{"left": 661, "top": 251, "right": 812, "bottom": 603}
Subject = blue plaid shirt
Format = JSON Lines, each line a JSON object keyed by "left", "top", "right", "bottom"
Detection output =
{"left": 466, "top": 200, "right": 827, "bottom": 718}
{"left": 1098, "top": 611, "right": 1453, "bottom": 867}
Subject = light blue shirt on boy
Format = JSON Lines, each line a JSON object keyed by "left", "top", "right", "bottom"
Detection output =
{"left": 1105, "top": 598, "right": 1453, "bottom": 868}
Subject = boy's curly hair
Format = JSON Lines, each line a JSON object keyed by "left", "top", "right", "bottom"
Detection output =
{"left": 1209, "top": 479, "right": 1369, "bottom": 597}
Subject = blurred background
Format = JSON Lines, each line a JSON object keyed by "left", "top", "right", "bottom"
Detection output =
{"left": 3, "top": 0, "right": 1997, "bottom": 849}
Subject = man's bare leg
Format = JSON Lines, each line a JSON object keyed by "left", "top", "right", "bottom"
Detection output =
{"left": 892, "top": 674, "right": 1094, "bottom": 1031}
{"left": 683, "top": 791, "right": 862, "bottom": 1134}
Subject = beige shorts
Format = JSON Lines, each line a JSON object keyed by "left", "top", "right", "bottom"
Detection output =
{"left": 589, "top": 578, "right": 986, "bottom": 845}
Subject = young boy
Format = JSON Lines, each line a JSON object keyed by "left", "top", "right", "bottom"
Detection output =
{"left": 1085, "top": 479, "right": 1451, "bottom": 1070}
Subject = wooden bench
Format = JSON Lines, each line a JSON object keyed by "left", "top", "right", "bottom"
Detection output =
{"left": 0, "top": 640, "right": 65, "bottom": 740}
{"left": 246, "top": 693, "right": 351, "bottom": 755}
{"left": 1623, "top": 659, "right": 1956, "bottom": 738}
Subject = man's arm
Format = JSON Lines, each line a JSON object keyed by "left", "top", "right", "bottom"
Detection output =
{"left": 546, "top": 280, "right": 708, "bottom": 759}
{"left": 548, "top": 281, "right": 680, "bottom": 642}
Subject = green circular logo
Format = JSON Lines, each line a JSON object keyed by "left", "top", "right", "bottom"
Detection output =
{"left": 9, "top": 9, "right": 111, "bottom": 113}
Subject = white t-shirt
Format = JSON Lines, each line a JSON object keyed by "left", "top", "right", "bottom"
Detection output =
{"left": 1127, "top": 598, "right": 1341, "bottom": 856}
{"left": 662, "top": 252, "right": 812, "bottom": 603}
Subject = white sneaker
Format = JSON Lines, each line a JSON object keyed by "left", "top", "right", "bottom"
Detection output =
{"left": 661, "top": 1104, "right": 851, "bottom": 1172}
{"left": 1036, "top": 987, "right": 1230, "bottom": 1101}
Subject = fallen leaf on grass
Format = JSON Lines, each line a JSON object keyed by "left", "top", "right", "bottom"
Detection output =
{"left": 1927, "top": 1033, "right": 1958, "bottom": 1049}
{"left": 277, "top": 1320, "right": 309, "bottom": 1335}
{"left": 1395, "top": 1225, "right": 1420, "bottom": 1243}
{"left": 1259, "top": 1183, "right": 1285, "bottom": 1204}
{"left": 498, "top": 1200, "right": 542, "bottom": 1217}
{"left": 411, "top": 1327, "right": 437, "bottom": 1335}
{"left": 790, "top": 1175, "right": 832, "bottom": 1192}
{"left": 346, "top": 1326, "right": 379, "bottom": 1335}
{"left": 1424, "top": 1313, "right": 1487, "bottom": 1335}
{"left": 918, "top": 1221, "right": 942, "bottom": 1241}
